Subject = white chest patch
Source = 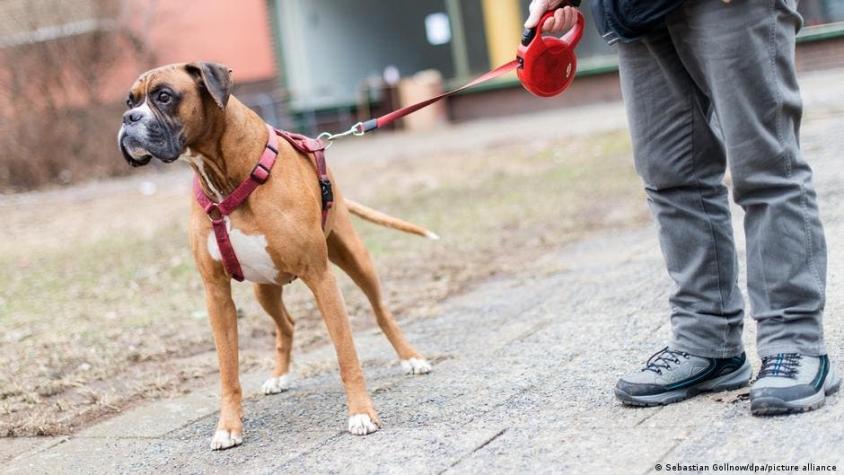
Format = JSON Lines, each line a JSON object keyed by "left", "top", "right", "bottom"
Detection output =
{"left": 207, "top": 219, "right": 279, "bottom": 284}
{"left": 179, "top": 148, "right": 223, "bottom": 201}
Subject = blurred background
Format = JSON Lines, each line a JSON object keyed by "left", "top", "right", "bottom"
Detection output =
{"left": 1, "top": 0, "right": 843, "bottom": 191}
{"left": 1, "top": 0, "right": 843, "bottom": 446}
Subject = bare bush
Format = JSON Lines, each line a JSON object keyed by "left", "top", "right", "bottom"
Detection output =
{"left": 0, "top": 0, "right": 158, "bottom": 192}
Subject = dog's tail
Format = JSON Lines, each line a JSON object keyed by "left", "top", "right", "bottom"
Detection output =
{"left": 344, "top": 199, "right": 439, "bottom": 240}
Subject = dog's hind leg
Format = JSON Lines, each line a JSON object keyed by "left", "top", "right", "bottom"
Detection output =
{"left": 254, "top": 284, "right": 295, "bottom": 395}
{"left": 327, "top": 205, "right": 432, "bottom": 376}
{"left": 301, "top": 265, "right": 381, "bottom": 435}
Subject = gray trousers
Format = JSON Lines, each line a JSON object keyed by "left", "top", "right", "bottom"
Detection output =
{"left": 617, "top": 0, "right": 827, "bottom": 358}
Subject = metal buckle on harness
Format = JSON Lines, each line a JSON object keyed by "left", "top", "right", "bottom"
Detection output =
{"left": 205, "top": 202, "right": 224, "bottom": 223}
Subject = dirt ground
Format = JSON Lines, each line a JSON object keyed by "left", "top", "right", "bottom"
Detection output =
{"left": 0, "top": 127, "right": 647, "bottom": 437}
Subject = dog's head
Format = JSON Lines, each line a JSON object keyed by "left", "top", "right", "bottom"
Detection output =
{"left": 117, "top": 62, "right": 232, "bottom": 167}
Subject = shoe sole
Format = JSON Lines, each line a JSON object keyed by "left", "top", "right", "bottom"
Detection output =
{"left": 615, "top": 359, "right": 753, "bottom": 407}
{"left": 751, "top": 373, "right": 841, "bottom": 416}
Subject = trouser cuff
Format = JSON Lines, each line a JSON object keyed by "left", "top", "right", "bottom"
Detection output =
{"left": 669, "top": 339, "right": 745, "bottom": 359}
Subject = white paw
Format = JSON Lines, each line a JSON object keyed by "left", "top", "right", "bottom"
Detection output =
{"left": 210, "top": 429, "right": 243, "bottom": 450}
{"left": 401, "top": 357, "right": 432, "bottom": 375}
{"left": 348, "top": 414, "right": 379, "bottom": 436}
{"left": 262, "top": 374, "right": 292, "bottom": 395}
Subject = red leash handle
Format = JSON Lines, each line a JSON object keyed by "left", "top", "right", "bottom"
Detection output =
{"left": 520, "top": 0, "right": 583, "bottom": 47}
{"left": 522, "top": 9, "right": 585, "bottom": 49}
{"left": 516, "top": 8, "right": 584, "bottom": 98}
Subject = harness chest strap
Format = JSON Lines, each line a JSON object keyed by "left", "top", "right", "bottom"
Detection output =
{"left": 193, "top": 124, "right": 334, "bottom": 282}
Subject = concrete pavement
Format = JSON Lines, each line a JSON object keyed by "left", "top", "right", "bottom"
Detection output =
{"left": 4, "top": 68, "right": 844, "bottom": 474}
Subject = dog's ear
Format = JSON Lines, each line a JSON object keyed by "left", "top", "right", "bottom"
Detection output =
{"left": 186, "top": 62, "right": 233, "bottom": 110}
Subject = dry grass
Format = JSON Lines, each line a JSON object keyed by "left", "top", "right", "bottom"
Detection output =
{"left": 0, "top": 130, "right": 647, "bottom": 436}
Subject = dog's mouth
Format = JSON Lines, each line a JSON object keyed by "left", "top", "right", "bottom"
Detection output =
{"left": 120, "top": 140, "right": 153, "bottom": 167}
{"left": 127, "top": 145, "right": 152, "bottom": 163}
{"left": 118, "top": 131, "right": 181, "bottom": 167}
{"left": 125, "top": 142, "right": 149, "bottom": 159}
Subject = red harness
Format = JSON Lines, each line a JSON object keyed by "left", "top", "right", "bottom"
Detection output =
{"left": 193, "top": 124, "right": 333, "bottom": 282}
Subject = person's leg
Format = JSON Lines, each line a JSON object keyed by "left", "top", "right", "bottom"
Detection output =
{"left": 613, "top": 28, "right": 751, "bottom": 406}
{"left": 666, "top": 0, "right": 826, "bottom": 358}
{"left": 666, "top": 0, "right": 837, "bottom": 415}
{"left": 619, "top": 28, "right": 745, "bottom": 359}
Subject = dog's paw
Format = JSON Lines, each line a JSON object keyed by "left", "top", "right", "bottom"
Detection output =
{"left": 348, "top": 414, "right": 380, "bottom": 436}
{"left": 210, "top": 429, "right": 243, "bottom": 450}
{"left": 401, "top": 357, "right": 432, "bottom": 375}
{"left": 261, "top": 374, "right": 292, "bottom": 395}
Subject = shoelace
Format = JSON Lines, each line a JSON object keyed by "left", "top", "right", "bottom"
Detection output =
{"left": 642, "top": 347, "right": 690, "bottom": 375}
{"left": 758, "top": 353, "right": 801, "bottom": 379}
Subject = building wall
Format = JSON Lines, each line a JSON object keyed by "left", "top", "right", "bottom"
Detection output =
{"left": 795, "top": 36, "right": 844, "bottom": 71}
{"left": 0, "top": 0, "right": 278, "bottom": 108}
{"left": 141, "top": 0, "right": 275, "bottom": 84}
{"left": 274, "top": 0, "right": 618, "bottom": 111}
{"left": 800, "top": 0, "right": 844, "bottom": 26}
{"left": 275, "top": 0, "right": 462, "bottom": 110}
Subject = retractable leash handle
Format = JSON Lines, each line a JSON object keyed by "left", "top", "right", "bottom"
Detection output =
{"left": 520, "top": 0, "right": 583, "bottom": 46}
{"left": 517, "top": 8, "right": 585, "bottom": 97}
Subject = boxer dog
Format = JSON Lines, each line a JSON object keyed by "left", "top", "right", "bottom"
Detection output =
{"left": 117, "top": 62, "right": 434, "bottom": 450}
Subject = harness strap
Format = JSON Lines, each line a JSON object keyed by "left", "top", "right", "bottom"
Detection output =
{"left": 275, "top": 130, "right": 334, "bottom": 228}
{"left": 193, "top": 124, "right": 333, "bottom": 281}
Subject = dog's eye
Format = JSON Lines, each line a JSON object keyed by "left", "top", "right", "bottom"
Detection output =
{"left": 157, "top": 91, "right": 172, "bottom": 104}
{"left": 126, "top": 96, "right": 133, "bottom": 108}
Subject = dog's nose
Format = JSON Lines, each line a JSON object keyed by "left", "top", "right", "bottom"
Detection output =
{"left": 122, "top": 110, "right": 143, "bottom": 125}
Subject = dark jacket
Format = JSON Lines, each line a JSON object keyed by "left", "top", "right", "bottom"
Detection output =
{"left": 589, "top": 0, "right": 687, "bottom": 44}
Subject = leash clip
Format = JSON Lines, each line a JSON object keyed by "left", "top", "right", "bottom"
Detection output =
{"left": 317, "top": 121, "right": 367, "bottom": 148}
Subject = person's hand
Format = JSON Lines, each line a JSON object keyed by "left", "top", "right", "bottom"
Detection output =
{"left": 524, "top": 0, "right": 578, "bottom": 34}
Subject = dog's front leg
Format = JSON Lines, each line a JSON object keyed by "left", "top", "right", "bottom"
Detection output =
{"left": 204, "top": 280, "right": 244, "bottom": 450}
{"left": 303, "top": 268, "right": 381, "bottom": 435}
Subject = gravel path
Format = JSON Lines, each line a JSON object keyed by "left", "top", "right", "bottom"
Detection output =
{"left": 4, "top": 68, "right": 844, "bottom": 475}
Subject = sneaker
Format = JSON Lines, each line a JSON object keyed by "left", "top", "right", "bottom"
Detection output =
{"left": 615, "top": 347, "right": 752, "bottom": 406}
{"left": 750, "top": 354, "right": 841, "bottom": 415}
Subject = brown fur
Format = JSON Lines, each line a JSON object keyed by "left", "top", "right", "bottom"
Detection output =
{"left": 345, "top": 199, "right": 438, "bottom": 239}
{"left": 126, "top": 63, "right": 432, "bottom": 448}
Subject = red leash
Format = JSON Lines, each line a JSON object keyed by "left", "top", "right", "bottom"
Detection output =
{"left": 319, "top": 60, "right": 520, "bottom": 142}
